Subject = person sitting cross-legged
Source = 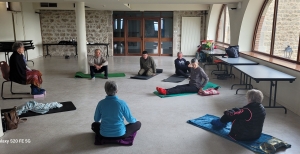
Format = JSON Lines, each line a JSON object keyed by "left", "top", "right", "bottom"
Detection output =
{"left": 138, "top": 51, "right": 156, "bottom": 76}
{"left": 156, "top": 58, "right": 209, "bottom": 95}
{"left": 211, "top": 89, "right": 266, "bottom": 141}
{"left": 89, "top": 49, "right": 108, "bottom": 80}
{"left": 175, "top": 51, "right": 191, "bottom": 78}
{"left": 92, "top": 81, "right": 141, "bottom": 141}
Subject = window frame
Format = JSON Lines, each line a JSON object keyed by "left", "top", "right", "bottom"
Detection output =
{"left": 252, "top": 0, "right": 300, "bottom": 64}
{"left": 215, "top": 5, "right": 230, "bottom": 46}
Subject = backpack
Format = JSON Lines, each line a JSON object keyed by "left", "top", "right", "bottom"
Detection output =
{"left": 225, "top": 45, "right": 239, "bottom": 58}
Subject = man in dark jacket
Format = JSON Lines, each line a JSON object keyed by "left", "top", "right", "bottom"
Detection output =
{"left": 174, "top": 52, "right": 190, "bottom": 78}
{"left": 211, "top": 89, "right": 266, "bottom": 141}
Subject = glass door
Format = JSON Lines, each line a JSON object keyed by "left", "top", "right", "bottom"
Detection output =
{"left": 143, "top": 18, "right": 160, "bottom": 55}
{"left": 126, "top": 19, "right": 142, "bottom": 55}
{"left": 113, "top": 18, "right": 125, "bottom": 55}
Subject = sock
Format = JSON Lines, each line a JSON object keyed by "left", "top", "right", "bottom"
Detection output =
{"left": 157, "top": 87, "right": 167, "bottom": 95}
{"left": 156, "top": 87, "right": 161, "bottom": 91}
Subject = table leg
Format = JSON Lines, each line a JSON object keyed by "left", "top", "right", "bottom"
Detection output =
{"left": 236, "top": 74, "right": 253, "bottom": 94}
{"left": 231, "top": 71, "right": 243, "bottom": 89}
{"left": 44, "top": 45, "right": 51, "bottom": 58}
{"left": 25, "top": 49, "right": 34, "bottom": 66}
{"left": 269, "top": 81, "right": 273, "bottom": 107}
{"left": 229, "top": 66, "right": 235, "bottom": 78}
{"left": 107, "top": 45, "right": 109, "bottom": 58}
{"left": 264, "top": 81, "right": 287, "bottom": 114}
{"left": 75, "top": 45, "right": 78, "bottom": 57}
{"left": 4, "top": 52, "right": 9, "bottom": 63}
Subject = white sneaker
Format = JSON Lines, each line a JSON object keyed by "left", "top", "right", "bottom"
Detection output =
{"left": 91, "top": 77, "right": 95, "bottom": 80}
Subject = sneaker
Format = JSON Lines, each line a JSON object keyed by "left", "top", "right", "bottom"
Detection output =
{"left": 90, "top": 77, "right": 95, "bottom": 80}
{"left": 104, "top": 76, "right": 108, "bottom": 79}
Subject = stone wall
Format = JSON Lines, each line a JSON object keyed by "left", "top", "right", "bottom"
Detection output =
{"left": 173, "top": 11, "right": 206, "bottom": 56}
{"left": 254, "top": 0, "right": 300, "bottom": 61}
{"left": 40, "top": 10, "right": 113, "bottom": 56}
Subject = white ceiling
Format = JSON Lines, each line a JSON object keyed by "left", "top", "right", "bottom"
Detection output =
{"left": 2, "top": 0, "right": 242, "bottom": 11}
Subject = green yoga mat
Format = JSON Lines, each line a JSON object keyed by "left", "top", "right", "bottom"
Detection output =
{"left": 75, "top": 72, "right": 126, "bottom": 78}
{"left": 153, "top": 82, "right": 220, "bottom": 98}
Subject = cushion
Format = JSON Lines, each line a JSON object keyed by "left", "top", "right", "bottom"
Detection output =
{"left": 94, "top": 132, "right": 137, "bottom": 146}
{"left": 198, "top": 88, "right": 219, "bottom": 96}
{"left": 214, "top": 59, "right": 223, "bottom": 63}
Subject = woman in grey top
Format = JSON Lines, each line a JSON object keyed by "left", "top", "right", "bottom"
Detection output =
{"left": 156, "top": 58, "right": 209, "bottom": 95}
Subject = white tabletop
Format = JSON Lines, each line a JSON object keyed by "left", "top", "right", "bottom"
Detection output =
{"left": 202, "top": 49, "right": 226, "bottom": 55}
{"left": 215, "top": 56, "right": 258, "bottom": 65}
{"left": 234, "top": 65, "right": 296, "bottom": 81}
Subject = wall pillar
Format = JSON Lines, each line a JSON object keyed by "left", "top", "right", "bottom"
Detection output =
{"left": 75, "top": 2, "right": 88, "bottom": 73}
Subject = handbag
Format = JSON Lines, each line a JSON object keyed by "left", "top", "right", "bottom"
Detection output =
{"left": 225, "top": 45, "right": 239, "bottom": 58}
{"left": 4, "top": 106, "right": 20, "bottom": 130}
{"left": 1, "top": 116, "right": 6, "bottom": 132}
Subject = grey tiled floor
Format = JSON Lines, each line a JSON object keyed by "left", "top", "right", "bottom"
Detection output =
{"left": 0, "top": 56, "right": 299, "bottom": 154}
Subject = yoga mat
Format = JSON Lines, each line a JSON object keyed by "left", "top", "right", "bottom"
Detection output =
{"left": 75, "top": 72, "right": 125, "bottom": 78}
{"left": 1, "top": 101, "right": 76, "bottom": 118}
{"left": 153, "top": 81, "right": 220, "bottom": 98}
{"left": 130, "top": 69, "right": 163, "bottom": 80}
{"left": 187, "top": 114, "right": 291, "bottom": 154}
{"left": 162, "top": 74, "right": 187, "bottom": 83}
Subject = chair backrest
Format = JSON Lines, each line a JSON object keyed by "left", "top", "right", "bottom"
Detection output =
{"left": 0, "top": 61, "right": 10, "bottom": 81}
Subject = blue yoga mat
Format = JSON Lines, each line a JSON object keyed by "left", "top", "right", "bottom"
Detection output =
{"left": 187, "top": 114, "right": 291, "bottom": 154}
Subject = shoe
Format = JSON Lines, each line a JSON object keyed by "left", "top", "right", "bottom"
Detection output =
{"left": 39, "top": 88, "right": 46, "bottom": 94}
{"left": 90, "top": 77, "right": 95, "bottom": 80}
{"left": 31, "top": 86, "right": 45, "bottom": 95}
{"left": 104, "top": 76, "right": 108, "bottom": 79}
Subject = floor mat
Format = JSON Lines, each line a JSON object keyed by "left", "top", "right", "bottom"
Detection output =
{"left": 75, "top": 72, "right": 125, "bottom": 78}
{"left": 153, "top": 82, "right": 219, "bottom": 98}
{"left": 162, "top": 74, "right": 187, "bottom": 83}
{"left": 1, "top": 101, "right": 76, "bottom": 118}
{"left": 130, "top": 69, "right": 163, "bottom": 80}
{"left": 187, "top": 114, "right": 291, "bottom": 154}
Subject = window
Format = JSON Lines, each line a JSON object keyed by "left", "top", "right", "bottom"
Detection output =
{"left": 216, "top": 5, "right": 231, "bottom": 44}
{"left": 253, "top": 0, "right": 300, "bottom": 62}
{"left": 154, "top": 21, "right": 158, "bottom": 31}
{"left": 114, "top": 19, "right": 123, "bottom": 30}
{"left": 113, "top": 18, "right": 124, "bottom": 37}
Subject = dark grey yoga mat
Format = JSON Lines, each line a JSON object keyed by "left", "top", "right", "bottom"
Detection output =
{"left": 1, "top": 101, "right": 76, "bottom": 118}
{"left": 130, "top": 69, "right": 163, "bottom": 80}
{"left": 162, "top": 74, "right": 187, "bottom": 83}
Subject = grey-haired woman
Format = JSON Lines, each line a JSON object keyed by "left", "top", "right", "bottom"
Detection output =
{"left": 211, "top": 89, "right": 266, "bottom": 141}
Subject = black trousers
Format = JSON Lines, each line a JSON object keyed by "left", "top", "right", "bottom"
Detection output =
{"left": 175, "top": 67, "right": 191, "bottom": 77}
{"left": 91, "top": 121, "right": 141, "bottom": 139}
{"left": 166, "top": 84, "right": 199, "bottom": 95}
{"left": 90, "top": 66, "right": 108, "bottom": 78}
